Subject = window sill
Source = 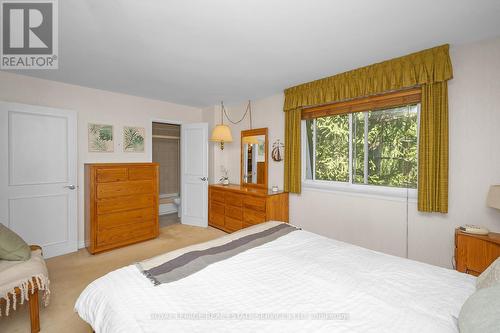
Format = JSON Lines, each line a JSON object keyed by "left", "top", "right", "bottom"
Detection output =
{"left": 301, "top": 180, "right": 417, "bottom": 202}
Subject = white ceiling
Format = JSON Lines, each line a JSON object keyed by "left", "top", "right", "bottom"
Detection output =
{"left": 14, "top": 0, "right": 500, "bottom": 107}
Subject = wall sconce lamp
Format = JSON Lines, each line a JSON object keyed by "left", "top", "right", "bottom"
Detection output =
{"left": 210, "top": 101, "right": 233, "bottom": 150}
{"left": 210, "top": 100, "right": 253, "bottom": 150}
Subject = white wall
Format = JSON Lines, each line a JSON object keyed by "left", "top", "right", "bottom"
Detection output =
{"left": 0, "top": 72, "right": 202, "bottom": 248}
{"left": 206, "top": 36, "right": 500, "bottom": 268}
{"left": 408, "top": 36, "right": 500, "bottom": 267}
{"left": 205, "top": 96, "right": 285, "bottom": 189}
{"left": 1, "top": 36, "right": 499, "bottom": 266}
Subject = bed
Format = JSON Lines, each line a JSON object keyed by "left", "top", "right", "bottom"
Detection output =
{"left": 75, "top": 222, "right": 475, "bottom": 332}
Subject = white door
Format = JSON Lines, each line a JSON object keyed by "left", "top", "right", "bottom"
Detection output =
{"left": 181, "top": 123, "right": 208, "bottom": 227}
{"left": 0, "top": 102, "right": 78, "bottom": 258}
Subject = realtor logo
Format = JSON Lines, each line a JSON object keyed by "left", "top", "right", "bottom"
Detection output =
{"left": 1, "top": 0, "right": 58, "bottom": 69}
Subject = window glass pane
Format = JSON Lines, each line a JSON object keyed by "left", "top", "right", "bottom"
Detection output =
{"left": 352, "top": 112, "right": 365, "bottom": 184}
{"left": 353, "top": 105, "right": 418, "bottom": 188}
{"left": 315, "top": 115, "right": 349, "bottom": 182}
{"left": 305, "top": 119, "right": 314, "bottom": 179}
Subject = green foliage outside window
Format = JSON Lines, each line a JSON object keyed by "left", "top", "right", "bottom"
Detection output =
{"left": 314, "top": 115, "right": 349, "bottom": 182}
{"left": 306, "top": 104, "right": 418, "bottom": 189}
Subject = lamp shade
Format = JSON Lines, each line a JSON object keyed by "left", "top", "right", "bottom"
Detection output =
{"left": 487, "top": 185, "right": 500, "bottom": 210}
{"left": 210, "top": 124, "right": 233, "bottom": 143}
{"left": 242, "top": 136, "right": 259, "bottom": 145}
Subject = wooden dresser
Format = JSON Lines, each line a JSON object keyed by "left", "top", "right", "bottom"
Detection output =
{"left": 455, "top": 228, "right": 500, "bottom": 276}
{"left": 208, "top": 184, "right": 289, "bottom": 233}
{"left": 85, "top": 163, "right": 159, "bottom": 254}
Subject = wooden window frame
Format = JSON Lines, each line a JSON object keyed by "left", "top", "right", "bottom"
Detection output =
{"left": 301, "top": 88, "right": 421, "bottom": 120}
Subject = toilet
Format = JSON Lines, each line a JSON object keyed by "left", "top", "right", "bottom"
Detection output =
{"left": 173, "top": 197, "right": 181, "bottom": 218}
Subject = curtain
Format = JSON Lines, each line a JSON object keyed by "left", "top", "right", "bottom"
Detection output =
{"left": 283, "top": 44, "right": 452, "bottom": 213}
{"left": 418, "top": 82, "right": 449, "bottom": 213}
{"left": 284, "top": 45, "right": 452, "bottom": 112}
{"left": 284, "top": 108, "right": 302, "bottom": 193}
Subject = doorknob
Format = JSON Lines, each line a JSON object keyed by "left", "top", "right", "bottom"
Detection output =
{"left": 200, "top": 177, "right": 207, "bottom": 181}
{"left": 64, "top": 185, "right": 76, "bottom": 190}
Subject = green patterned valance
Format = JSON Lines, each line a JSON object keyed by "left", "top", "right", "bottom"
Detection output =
{"left": 283, "top": 44, "right": 452, "bottom": 112}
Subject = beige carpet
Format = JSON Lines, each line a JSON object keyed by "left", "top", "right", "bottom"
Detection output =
{"left": 0, "top": 224, "right": 225, "bottom": 333}
{"left": 159, "top": 213, "right": 181, "bottom": 228}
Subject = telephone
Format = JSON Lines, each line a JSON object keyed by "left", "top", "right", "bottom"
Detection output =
{"left": 459, "top": 224, "right": 489, "bottom": 235}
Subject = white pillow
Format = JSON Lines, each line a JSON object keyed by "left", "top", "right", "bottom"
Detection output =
{"left": 476, "top": 257, "right": 500, "bottom": 290}
{"left": 459, "top": 283, "right": 500, "bottom": 333}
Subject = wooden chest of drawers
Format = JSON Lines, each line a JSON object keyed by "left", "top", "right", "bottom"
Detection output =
{"left": 85, "top": 163, "right": 159, "bottom": 254}
{"left": 455, "top": 228, "right": 500, "bottom": 276}
{"left": 208, "top": 184, "right": 289, "bottom": 233}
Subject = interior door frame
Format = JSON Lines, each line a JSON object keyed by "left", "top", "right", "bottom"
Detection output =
{"left": 0, "top": 101, "right": 78, "bottom": 258}
{"left": 149, "top": 118, "right": 184, "bottom": 222}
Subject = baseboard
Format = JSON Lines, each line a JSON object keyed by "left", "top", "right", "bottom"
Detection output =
{"left": 78, "top": 240, "right": 87, "bottom": 249}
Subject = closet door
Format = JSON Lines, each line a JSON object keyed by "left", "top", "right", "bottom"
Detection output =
{"left": 181, "top": 123, "right": 208, "bottom": 227}
{"left": 0, "top": 102, "right": 78, "bottom": 258}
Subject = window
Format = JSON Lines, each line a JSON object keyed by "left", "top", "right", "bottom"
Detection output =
{"left": 305, "top": 104, "right": 419, "bottom": 189}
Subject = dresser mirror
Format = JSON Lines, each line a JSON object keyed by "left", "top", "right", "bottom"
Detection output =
{"left": 241, "top": 128, "right": 268, "bottom": 188}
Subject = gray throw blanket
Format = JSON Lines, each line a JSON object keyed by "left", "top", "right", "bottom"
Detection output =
{"left": 137, "top": 222, "right": 298, "bottom": 285}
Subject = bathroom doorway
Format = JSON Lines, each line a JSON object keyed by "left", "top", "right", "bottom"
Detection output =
{"left": 152, "top": 122, "right": 181, "bottom": 227}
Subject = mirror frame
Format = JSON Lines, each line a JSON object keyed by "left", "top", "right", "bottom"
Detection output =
{"left": 240, "top": 127, "right": 268, "bottom": 189}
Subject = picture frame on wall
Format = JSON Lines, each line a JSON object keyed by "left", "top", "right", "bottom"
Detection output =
{"left": 88, "top": 123, "right": 114, "bottom": 152}
{"left": 123, "top": 126, "right": 145, "bottom": 152}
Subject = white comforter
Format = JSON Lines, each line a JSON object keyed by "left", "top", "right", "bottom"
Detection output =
{"left": 75, "top": 228, "right": 475, "bottom": 333}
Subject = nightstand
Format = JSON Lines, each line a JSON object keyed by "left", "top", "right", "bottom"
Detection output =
{"left": 455, "top": 228, "right": 500, "bottom": 276}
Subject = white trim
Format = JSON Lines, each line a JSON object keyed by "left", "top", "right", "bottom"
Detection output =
{"left": 148, "top": 118, "right": 183, "bottom": 161}
{"left": 150, "top": 118, "right": 183, "bottom": 222}
{"left": 152, "top": 135, "right": 180, "bottom": 140}
{"left": 302, "top": 180, "right": 417, "bottom": 202}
